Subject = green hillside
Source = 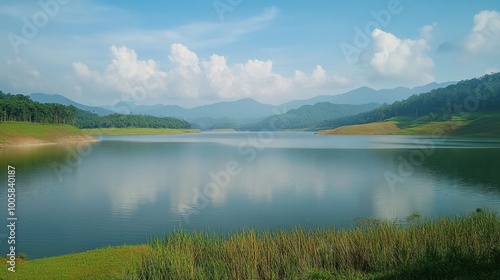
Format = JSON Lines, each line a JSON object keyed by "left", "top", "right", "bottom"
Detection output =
{"left": 242, "top": 102, "right": 381, "bottom": 131}
{"left": 317, "top": 73, "right": 500, "bottom": 136}
{"left": 318, "top": 113, "right": 500, "bottom": 137}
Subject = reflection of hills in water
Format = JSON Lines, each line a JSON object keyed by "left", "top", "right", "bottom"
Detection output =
{"left": 1, "top": 145, "right": 69, "bottom": 167}
{"left": 0, "top": 143, "right": 94, "bottom": 172}
{"left": 422, "top": 148, "right": 500, "bottom": 193}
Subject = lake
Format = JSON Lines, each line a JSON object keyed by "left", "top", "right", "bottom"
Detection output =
{"left": 1, "top": 132, "right": 500, "bottom": 259}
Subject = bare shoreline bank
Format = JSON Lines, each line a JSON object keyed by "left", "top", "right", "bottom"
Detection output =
{"left": 0, "top": 137, "right": 100, "bottom": 149}
{"left": 0, "top": 122, "right": 99, "bottom": 149}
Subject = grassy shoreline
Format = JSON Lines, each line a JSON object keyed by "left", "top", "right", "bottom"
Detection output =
{"left": 317, "top": 112, "right": 500, "bottom": 137}
{"left": 83, "top": 127, "right": 199, "bottom": 136}
{"left": 127, "top": 210, "right": 500, "bottom": 279}
{"left": 3, "top": 211, "right": 499, "bottom": 279}
{"left": 0, "top": 122, "right": 199, "bottom": 148}
{"left": 0, "top": 122, "right": 97, "bottom": 148}
{"left": 1, "top": 245, "right": 148, "bottom": 280}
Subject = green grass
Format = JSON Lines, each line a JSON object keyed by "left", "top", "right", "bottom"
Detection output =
{"left": 83, "top": 127, "right": 199, "bottom": 136}
{"left": 0, "top": 121, "right": 95, "bottom": 147}
{"left": 453, "top": 112, "right": 500, "bottom": 137}
{"left": 1, "top": 211, "right": 498, "bottom": 279}
{"left": 318, "top": 112, "right": 500, "bottom": 137}
{"left": 0, "top": 245, "right": 149, "bottom": 280}
{"left": 317, "top": 121, "right": 401, "bottom": 135}
{"left": 127, "top": 211, "right": 500, "bottom": 279}
{"left": 0, "top": 121, "right": 83, "bottom": 138}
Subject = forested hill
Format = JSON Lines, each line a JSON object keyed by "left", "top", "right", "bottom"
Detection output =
{"left": 317, "top": 73, "right": 500, "bottom": 130}
{"left": 0, "top": 91, "right": 191, "bottom": 129}
{"left": 242, "top": 102, "right": 381, "bottom": 131}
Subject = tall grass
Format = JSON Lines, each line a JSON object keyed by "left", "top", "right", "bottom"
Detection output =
{"left": 127, "top": 211, "right": 500, "bottom": 279}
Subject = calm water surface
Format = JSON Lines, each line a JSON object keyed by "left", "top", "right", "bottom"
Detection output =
{"left": 1, "top": 132, "right": 500, "bottom": 259}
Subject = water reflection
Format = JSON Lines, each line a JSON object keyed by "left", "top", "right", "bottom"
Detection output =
{"left": 1, "top": 133, "right": 500, "bottom": 259}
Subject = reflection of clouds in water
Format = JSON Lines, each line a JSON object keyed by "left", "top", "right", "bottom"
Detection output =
{"left": 88, "top": 138, "right": 442, "bottom": 219}
{"left": 371, "top": 178, "right": 435, "bottom": 220}
{"left": 169, "top": 151, "right": 338, "bottom": 211}
{"left": 169, "top": 148, "right": 394, "bottom": 215}
{"left": 102, "top": 171, "right": 161, "bottom": 215}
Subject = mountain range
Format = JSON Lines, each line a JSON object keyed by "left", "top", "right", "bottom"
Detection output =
{"left": 28, "top": 81, "right": 456, "bottom": 129}
{"left": 29, "top": 93, "right": 114, "bottom": 116}
{"left": 241, "top": 102, "right": 382, "bottom": 131}
{"left": 281, "top": 82, "right": 456, "bottom": 109}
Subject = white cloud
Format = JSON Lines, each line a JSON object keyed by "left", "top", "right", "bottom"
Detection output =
{"left": 73, "top": 43, "right": 350, "bottom": 105}
{"left": 168, "top": 43, "right": 201, "bottom": 73}
{"left": 367, "top": 28, "right": 435, "bottom": 85}
{"left": 465, "top": 10, "right": 500, "bottom": 56}
{"left": 73, "top": 45, "right": 168, "bottom": 103}
{"left": 294, "top": 65, "right": 351, "bottom": 89}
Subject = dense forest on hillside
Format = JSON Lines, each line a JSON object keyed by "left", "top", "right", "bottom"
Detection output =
{"left": 1, "top": 91, "right": 77, "bottom": 124}
{"left": 0, "top": 91, "right": 191, "bottom": 129}
{"left": 76, "top": 110, "right": 191, "bottom": 129}
{"left": 242, "top": 102, "right": 381, "bottom": 131}
{"left": 317, "top": 73, "right": 500, "bottom": 129}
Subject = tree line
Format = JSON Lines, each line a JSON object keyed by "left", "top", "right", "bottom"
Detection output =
{"left": 0, "top": 90, "right": 191, "bottom": 129}
{"left": 76, "top": 110, "right": 191, "bottom": 129}
{"left": 317, "top": 73, "right": 500, "bottom": 129}
{"left": 0, "top": 91, "right": 77, "bottom": 124}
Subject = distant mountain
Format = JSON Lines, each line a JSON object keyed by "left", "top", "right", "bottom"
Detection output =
{"left": 104, "top": 98, "right": 277, "bottom": 124}
{"left": 28, "top": 80, "right": 457, "bottom": 129}
{"left": 102, "top": 101, "right": 189, "bottom": 118}
{"left": 282, "top": 82, "right": 457, "bottom": 110}
{"left": 188, "top": 98, "right": 276, "bottom": 120}
{"left": 29, "top": 93, "right": 113, "bottom": 116}
{"left": 119, "top": 98, "right": 275, "bottom": 121}
{"left": 190, "top": 116, "right": 243, "bottom": 130}
{"left": 242, "top": 102, "right": 382, "bottom": 131}
{"left": 100, "top": 98, "right": 278, "bottom": 130}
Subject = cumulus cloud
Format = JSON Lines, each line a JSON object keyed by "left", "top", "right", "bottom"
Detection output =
{"left": 73, "top": 45, "right": 168, "bottom": 103}
{"left": 367, "top": 28, "right": 435, "bottom": 85}
{"left": 465, "top": 10, "right": 500, "bottom": 56}
{"left": 73, "top": 44, "right": 350, "bottom": 105}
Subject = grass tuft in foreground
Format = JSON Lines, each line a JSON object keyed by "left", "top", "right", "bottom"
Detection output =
{"left": 127, "top": 211, "right": 500, "bottom": 279}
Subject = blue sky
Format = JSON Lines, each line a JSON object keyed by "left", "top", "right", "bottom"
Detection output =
{"left": 1, "top": 0, "right": 500, "bottom": 107}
